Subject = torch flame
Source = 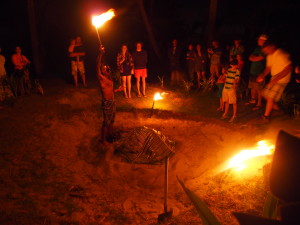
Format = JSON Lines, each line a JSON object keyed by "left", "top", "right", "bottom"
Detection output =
{"left": 153, "top": 92, "right": 166, "bottom": 101}
{"left": 92, "top": 9, "right": 115, "bottom": 29}
{"left": 221, "top": 140, "right": 275, "bottom": 173}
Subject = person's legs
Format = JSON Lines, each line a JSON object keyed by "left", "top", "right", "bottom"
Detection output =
{"left": 201, "top": 71, "right": 206, "bottom": 81}
{"left": 219, "top": 98, "right": 224, "bottom": 110}
{"left": 23, "top": 69, "right": 31, "bottom": 94}
{"left": 250, "top": 88, "right": 257, "bottom": 103}
{"left": 142, "top": 77, "right": 146, "bottom": 96}
{"left": 233, "top": 103, "right": 237, "bottom": 117}
{"left": 72, "top": 62, "right": 78, "bottom": 87}
{"left": 264, "top": 98, "right": 274, "bottom": 117}
{"left": 256, "top": 88, "right": 263, "bottom": 106}
{"left": 17, "top": 77, "right": 25, "bottom": 96}
{"left": 196, "top": 72, "right": 201, "bottom": 88}
{"left": 171, "top": 71, "right": 175, "bottom": 86}
{"left": 222, "top": 102, "right": 229, "bottom": 118}
{"left": 108, "top": 123, "right": 114, "bottom": 137}
{"left": 136, "top": 76, "right": 141, "bottom": 96}
{"left": 188, "top": 63, "right": 194, "bottom": 82}
{"left": 229, "top": 103, "right": 237, "bottom": 122}
{"left": 210, "top": 65, "right": 215, "bottom": 84}
{"left": 78, "top": 61, "right": 87, "bottom": 87}
{"left": 121, "top": 76, "right": 128, "bottom": 98}
{"left": 101, "top": 125, "right": 109, "bottom": 145}
{"left": 126, "top": 75, "right": 131, "bottom": 98}
{"left": 215, "top": 65, "right": 220, "bottom": 79}
{"left": 210, "top": 65, "right": 218, "bottom": 85}
{"left": 74, "top": 75, "right": 78, "bottom": 87}
{"left": 81, "top": 73, "right": 87, "bottom": 87}
{"left": 174, "top": 70, "right": 179, "bottom": 85}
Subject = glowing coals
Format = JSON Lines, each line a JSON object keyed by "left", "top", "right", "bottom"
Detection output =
{"left": 92, "top": 9, "right": 115, "bottom": 29}
{"left": 223, "top": 140, "right": 275, "bottom": 172}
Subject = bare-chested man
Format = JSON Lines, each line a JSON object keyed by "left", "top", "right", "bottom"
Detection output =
{"left": 97, "top": 50, "right": 122, "bottom": 145}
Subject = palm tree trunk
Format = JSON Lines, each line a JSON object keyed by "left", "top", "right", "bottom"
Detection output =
{"left": 136, "top": 0, "right": 161, "bottom": 60}
{"left": 207, "top": 0, "right": 218, "bottom": 44}
{"left": 27, "top": 0, "right": 42, "bottom": 76}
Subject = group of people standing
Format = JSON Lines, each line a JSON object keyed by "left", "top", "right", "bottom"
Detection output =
{"left": 0, "top": 46, "right": 32, "bottom": 107}
{"left": 168, "top": 34, "right": 293, "bottom": 122}
{"left": 217, "top": 34, "right": 291, "bottom": 122}
{"left": 68, "top": 38, "right": 148, "bottom": 99}
{"left": 168, "top": 38, "right": 245, "bottom": 88}
{"left": 116, "top": 42, "right": 148, "bottom": 98}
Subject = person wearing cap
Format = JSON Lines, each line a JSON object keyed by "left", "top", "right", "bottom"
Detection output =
{"left": 247, "top": 34, "right": 268, "bottom": 110}
{"left": 221, "top": 59, "right": 240, "bottom": 122}
{"left": 256, "top": 40, "right": 292, "bottom": 121}
{"left": 208, "top": 41, "right": 222, "bottom": 85}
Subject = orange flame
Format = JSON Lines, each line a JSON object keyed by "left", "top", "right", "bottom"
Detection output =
{"left": 154, "top": 92, "right": 166, "bottom": 101}
{"left": 221, "top": 140, "right": 275, "bottom": 173}
{"left": 92, "top": 9, "right": 115, "bottom": 29}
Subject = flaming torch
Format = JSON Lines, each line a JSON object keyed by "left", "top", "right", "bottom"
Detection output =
{"left": 217, "top": 140, "right": 275, "bottom": 176}
{"left": 92, "top": 9, "right": 115, "bottom": 46}
{"left": 150, "top": 92, "right": 166, "bottom": 117}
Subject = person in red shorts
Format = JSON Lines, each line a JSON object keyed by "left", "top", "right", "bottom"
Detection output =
{"left": 132, "top": 42, "right": 148, "bottom": 97}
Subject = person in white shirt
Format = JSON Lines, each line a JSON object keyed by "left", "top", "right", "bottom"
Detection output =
{"left": 256, "top": 41, "right": 292, "bottom": 121}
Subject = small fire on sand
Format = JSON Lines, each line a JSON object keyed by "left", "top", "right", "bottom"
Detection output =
{"left": 218, "top": 140, "right": 275, "bottom": 176}
{"left": 150, "top": 92, "right": 167, "bottom": 117}
{"left": 154, "top": 92, "right": 165, "bottom": 101}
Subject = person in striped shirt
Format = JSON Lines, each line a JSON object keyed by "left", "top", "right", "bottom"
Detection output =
{"left": 221, "top": 60, "right": 240, "bottom": 122}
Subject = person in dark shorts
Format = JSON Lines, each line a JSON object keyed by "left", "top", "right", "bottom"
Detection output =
{"left": 186, "top": 44, "right": 196, "bottom": 83}
{"left": 247, "top": 34, "right": 268, "bottom": 109}
{"left": 117, "top": 44, "right": 133, "bottom": 98}
{"left": 195, "top": 44, "right": 206, "bottom": 88}
{"left": 208, "top": 41, "right": 222, "bottom": 86}
{"left": 168, "top": 39, "right": 181, "bottom": 86}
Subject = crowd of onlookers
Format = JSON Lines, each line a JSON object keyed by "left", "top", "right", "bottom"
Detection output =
{"left": 1, "top": 32, "right": 296, "bottom": 124}
{"left": 66, "top": 34, "right": 299, "bottom": 123}
{"left": 167, "top": 34, "right": 298, "bottom": 122}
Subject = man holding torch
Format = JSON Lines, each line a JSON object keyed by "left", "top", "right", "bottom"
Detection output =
{"left": 97, "top": 49, "right": 122, "bottom": 145}
{"left": 93, "top": 9, "right": 119, "bottom": 144}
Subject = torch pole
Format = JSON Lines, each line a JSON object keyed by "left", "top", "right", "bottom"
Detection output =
{"left": 164, "top": 157, "right": 169, "bottom": 213}
{"left": 95, "top": 28, "right": 103, "bottom": 46}
{"left": 150, "top": 100, "right": 155, "bottom": 118}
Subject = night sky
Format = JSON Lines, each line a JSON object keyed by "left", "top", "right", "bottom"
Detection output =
{"left": 1, "top": 0, "right": 300, "bottom": 78}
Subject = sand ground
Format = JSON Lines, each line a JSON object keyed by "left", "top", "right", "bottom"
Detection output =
{"left": 0, "top": 78, "right": 299, "bottom": 225}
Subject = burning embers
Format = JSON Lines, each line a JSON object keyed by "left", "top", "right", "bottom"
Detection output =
{"left": 218, "top": 140, "right": 275, "bottom": 176}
